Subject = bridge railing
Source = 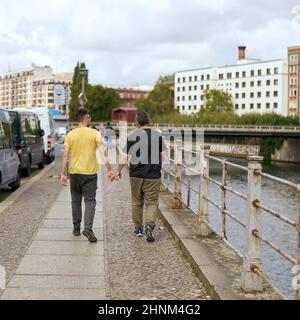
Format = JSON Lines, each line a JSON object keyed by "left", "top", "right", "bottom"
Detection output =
{"left": 161, "top": 141, "right": 300, "bottom": 300}
{"left": 69, "top": 122, "right": 300, "bottom": 132}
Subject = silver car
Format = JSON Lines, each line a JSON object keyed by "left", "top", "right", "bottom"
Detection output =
{"left": 0, "top": 108, "right": 20, "bottom": 190}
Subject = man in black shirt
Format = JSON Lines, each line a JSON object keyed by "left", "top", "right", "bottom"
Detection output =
{"left": 115, "top": 112, "right": 167, "bottom": 242}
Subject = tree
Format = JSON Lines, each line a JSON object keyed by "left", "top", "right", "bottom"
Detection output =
{"left": 202, "top": 89, "right": 234, "bottom": 113}
{"left": 135, "top": 83, "right": 176, "bottom": 119}
{"left": 69, "top": 62, "right": 88, "bottom": 121}
{"left": 157, "top": 74, "right": 174, "bottom": 85}
{"left": 86, "top": 85, "right": 120, "bottom": 122}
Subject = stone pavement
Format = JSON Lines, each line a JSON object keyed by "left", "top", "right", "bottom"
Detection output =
{"left": 1, "top": 174, "right": 105, "bottom": 300}
{"left": 102, "top": 166, "right": 211, "bottom": 300}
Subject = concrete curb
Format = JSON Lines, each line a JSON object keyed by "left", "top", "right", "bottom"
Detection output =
{"left": 0, "top": 163, "right": 55, "bottom": 214}
{"left": 158, "top": 190, "right": 283, "bottom": 301}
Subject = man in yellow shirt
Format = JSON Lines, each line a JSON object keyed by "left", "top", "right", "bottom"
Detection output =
{"left": 60, "top": 108, "right": 114, "bottom": 242}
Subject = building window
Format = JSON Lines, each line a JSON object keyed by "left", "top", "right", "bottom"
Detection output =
{"left": 182, "top": 106, "right": 185, "bottom": 111}
{"left": 194, "top": 95, "right": 197, "bottom": 100}
{"left": 266, "top": 80, "right": 271, "bottom": 86}
{"left": 266, "top": 91, "right": 270, "bottom": 97}
{"left": 274, "top": 67, "right": 279, "bottom": 75}
{"left": 274, "top": 102, "right": 278, "bottom": 109}
{"left": 189, "top": 106, "right": 192, "bottom": 110}
{"left": 267, "top": 69, "right": 271, "bottom": 75}
{"left": 219, "top": 74, "right": 224, "bottom": 80}
{"left": 242, "top": 71, "right": 246, "bottom": 77}
{"left": 207, "top": 74, "right": 210, "bottom": 80}
{"left": 178, "top": 78, "right": 180, "bottom": 83}
{"left": 194, "top": 105, "right": 197, "bottom": 110}
{"left": 242, "top": 93, "right": 246, "bottom": 99}
{"left": 250, "top": 81, "right": 254, "bottom": 87}
{"left": 189, "top": 86, "right": 192, "bottom": 91}
{"left": 250, "top": 92, "right": 254, "bottom": 98}
{"left": 177, "top": 106, "right": 180, "bottom": 111}
{"left": 251, "top": 70, "right": 255, "bottom": 77}
{"left": 274, "top": 91, "right": 278, "bottom": 97}
{"left": 201, "top": 75, "right": 204, "bottom": 81}
{"left": 206, "top": 85, "right": 210, "bottom": 90}
{"left": 242, "top": 104, "right": 246, "bottom": 110}
{"left": 177, "top": 97, "right": 180, "bottom": 101}
{"left": 274, "top": 79, "right": 279, "bottom": 85}
{"left": 189, "top": 96, "right": 192, "bottom": 101}
{"left": 235, "top": 93, "right": 239, "bottom": 99}
{"left": 236, "top": 72, "right": 239, "bottom": 78}
{"left": 242, "top": 82, "right": 246, "bottom": 88}
{"left": 201, "top": 85, "right": 204, "bottom": 90}
{"left": 183, "top": 87, "right": 185, "bottom": 92}
{"left": 266, "top": 103, "right": 270, "bottom": 109}
{"left": 235, "top": 83, "right": 239, "bottom": 88}
{"left": 250, "top": 103, "right": 254, "bottom": 109}
{"left": 183, "top": 97, "right": 185, "bottom": 101}
{"left": 258, "top": 69, "right": 262, "bottom": 76}
{"left": 189, "top": 76, "right": 192, "bottom": 82}
{"left": 194, "top": 76, "right": 198, "bottom": 81}
{"left": 257, "top": 103, "right": 261, "bottom": 109}
{"left": 183, "top": 77, "right": 186, "bottom": 82}
{"left": 227, "top": 73, "right": 232, "bottom": 79}
{"left": 194, "top": 85, "right": 197, "bottom": 90}
{"left": 257, "top": 92, "right": 262, "bottom": 98}
{"left": 235, "top": 104, "right": 239, "bottom": 110}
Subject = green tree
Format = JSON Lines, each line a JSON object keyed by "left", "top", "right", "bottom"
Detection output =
{"left": 135, "top": 83, "right": 176, "bottom": 119}
{"left": 69, "top": 62, "right": 88, "bottom": 121}
{"left": 86, "top": 85, "right": 120, "bottom": 122}
{"left": 202, "top": 89, "right": 234, "bottom": 113}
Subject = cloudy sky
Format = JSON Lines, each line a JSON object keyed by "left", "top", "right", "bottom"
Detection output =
{"left": 0, "top": 0, "right": 299, "bottom": 86}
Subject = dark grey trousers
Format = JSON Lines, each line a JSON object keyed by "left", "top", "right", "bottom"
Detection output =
{"left": 70, "top": 174, "right": 98, "bottom": 231}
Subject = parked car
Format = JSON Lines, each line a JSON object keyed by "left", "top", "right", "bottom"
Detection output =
{"left": 9, "top": 110, "right": 45, "bottom": 177}
{"left": 0, "top": 108, "right": 20, "bottom": 190}
{"left": 14, "top": 107, "right": 55, "bottom": 163}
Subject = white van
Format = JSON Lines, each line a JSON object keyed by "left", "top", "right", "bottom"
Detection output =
{"left": 13, "top": 107, "right": 55, "bottom": 163}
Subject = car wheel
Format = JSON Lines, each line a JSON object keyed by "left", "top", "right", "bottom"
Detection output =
{"left": 38, "top": 153, "right": 45, "bottom": 169}
{"left": 9, "top": 169, "right": 21, "bottom": 191}
{"left": 22, "top": 157, "right": 32, "bottom": 177}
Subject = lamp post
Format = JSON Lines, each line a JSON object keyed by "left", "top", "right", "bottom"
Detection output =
{"left": 78, "top": 67, "right": 88, "bottom": 107}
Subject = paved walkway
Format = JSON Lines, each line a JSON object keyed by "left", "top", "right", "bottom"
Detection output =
{"left": 1, "top": 164, "right": 211, "bottom": 300}
{"left": 1, "top": 174, "right": 105, "bottom": 300}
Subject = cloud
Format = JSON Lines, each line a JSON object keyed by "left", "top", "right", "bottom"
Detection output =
{"left": 0, "top": 0, "right": 299, "bottom": 85}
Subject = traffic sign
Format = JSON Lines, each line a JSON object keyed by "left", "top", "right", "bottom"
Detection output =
{"left": 54, "top": 85, "right": 66, "bottom": 105}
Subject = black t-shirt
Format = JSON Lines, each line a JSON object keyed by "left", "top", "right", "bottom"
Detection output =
{"left": 123, "top": 128, "right": 167, "bottom": 179}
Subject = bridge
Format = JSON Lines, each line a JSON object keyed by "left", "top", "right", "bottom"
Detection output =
{"left": 0, "top": 140, "right": 299, "bottom": 300}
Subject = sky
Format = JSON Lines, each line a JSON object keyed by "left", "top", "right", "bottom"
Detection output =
{"left": 0, "top": 0, "right": 299, "bottom": 86}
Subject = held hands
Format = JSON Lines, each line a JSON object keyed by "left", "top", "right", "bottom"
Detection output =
{"left": 107, "top": 170, "right": 121, "bottom": 182}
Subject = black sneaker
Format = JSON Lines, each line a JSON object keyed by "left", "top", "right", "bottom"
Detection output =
{"left": 145, "top": 224, "right": 156, "bottom": 242}
{"left": 134, "top": 228, "right": 144, "bottom": 238}
{"left": 83, "top": 229, "right": 98, "bottom": 243}
{"left": 73, "top": 229, "right": 81, "bottom": 237}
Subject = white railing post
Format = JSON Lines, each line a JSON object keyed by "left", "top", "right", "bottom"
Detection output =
{"left": 241, "top": 155, "right": 264, "bottom": 293}
{"left": 172, "top": 141, "right": 183, "bottom": 209}
{"left": 197, "top": 145, "right": 211, "bottom": 236}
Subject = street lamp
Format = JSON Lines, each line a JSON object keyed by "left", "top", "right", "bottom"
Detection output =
{"left": 78, "top": 67, "right": 88, "bottom": 107}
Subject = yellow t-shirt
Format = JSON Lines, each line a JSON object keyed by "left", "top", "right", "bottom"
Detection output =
{"left": 64, "top": 127, "right": 102, "bottom": 175}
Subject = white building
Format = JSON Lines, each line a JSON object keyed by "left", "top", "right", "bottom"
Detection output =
{"left": 175, "top": 47, "right": 289, "bottom": 116}
{"left": 0, "top": 66, "right": 73, "bottom": 109}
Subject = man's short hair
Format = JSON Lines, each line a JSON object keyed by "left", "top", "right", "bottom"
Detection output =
{"left": 77, "top": 107, "right": 89, "bottom": 122}
{"left": 136, "top": 112, "right": 150, "bottom": 126}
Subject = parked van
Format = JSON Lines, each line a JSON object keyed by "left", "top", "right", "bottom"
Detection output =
{"left": 0, "top": 108, "right": 20, "bottom": 190}
{"left": 14, "top": 107, "right": 55, "bottom": 163}
{"left": 9, "top": 110, "right": 45, "bottom": 177}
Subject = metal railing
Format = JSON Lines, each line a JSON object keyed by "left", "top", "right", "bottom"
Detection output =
{"left": 161, "top": 141, "right": 300, "bottom": 299}
{"left": 69, "top": 122, "right": 300, "bottom": 133}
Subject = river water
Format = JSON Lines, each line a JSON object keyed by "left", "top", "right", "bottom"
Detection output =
{"left": 164, "top": 158, "right": 300, "bottom": 299}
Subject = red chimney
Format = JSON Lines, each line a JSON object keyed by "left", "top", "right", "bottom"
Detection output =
{"left": 238, "top": 46, "right": 246, "bottom": 60}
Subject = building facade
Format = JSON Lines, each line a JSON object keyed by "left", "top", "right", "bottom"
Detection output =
{"left": 104, "top": 85, "right": 152, "bottom": 108}
{"left": 175, "top": 47, "right": 290, "bottom": 116}
{"left": 0, "top": 66, "right": 72, "bottom": 109}
{"left": 288, "top": 46, "right": 300, "bottom": 117}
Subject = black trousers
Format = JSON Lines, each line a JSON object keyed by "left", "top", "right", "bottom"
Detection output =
{"left": 70, "top": 174, "right": 98, "bottom": 230}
